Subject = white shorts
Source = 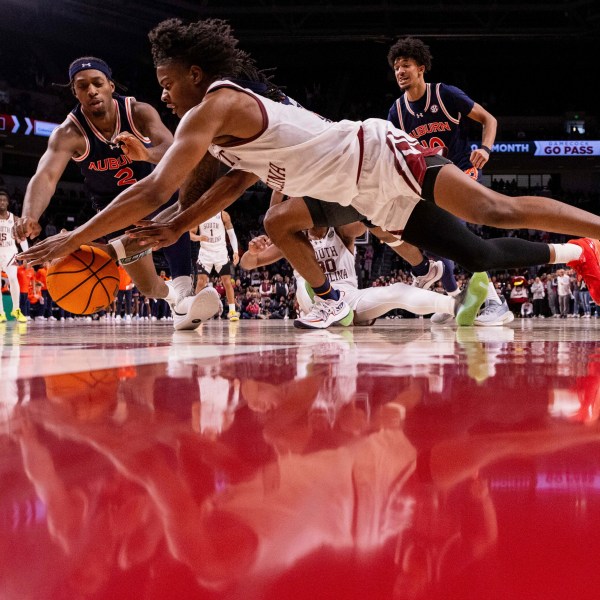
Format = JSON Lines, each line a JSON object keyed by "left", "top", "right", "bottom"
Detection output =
{"left": 0, "top": 252, "right": 17, "bottom": 272}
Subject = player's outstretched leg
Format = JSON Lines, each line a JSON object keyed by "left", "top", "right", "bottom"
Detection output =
{"left": 454, "top": 272, "right": 490, "bottom": 326}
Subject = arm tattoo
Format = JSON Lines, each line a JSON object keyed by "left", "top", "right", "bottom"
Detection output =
{"left": 178, "top": 154, "right": 225, "bottom": 211}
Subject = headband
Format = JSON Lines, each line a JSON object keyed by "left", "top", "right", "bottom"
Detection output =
{"left": 69, "top": 59, "right": 112, "bottom": 82}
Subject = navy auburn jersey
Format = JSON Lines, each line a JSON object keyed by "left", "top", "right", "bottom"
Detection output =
{"left": 68, "top": 95, "right": 154, "bottom": 210}
{"left": 387, "top": 83, "right": 476, "bottom": 174}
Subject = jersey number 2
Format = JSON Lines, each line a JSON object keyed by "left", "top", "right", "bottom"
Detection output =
{"left": 115, "top": 167, "right": 138, "bottom": 187}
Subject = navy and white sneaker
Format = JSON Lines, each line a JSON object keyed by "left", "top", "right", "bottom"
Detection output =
{"left": 411, "top": 260, "right": 444, "bottom": 290}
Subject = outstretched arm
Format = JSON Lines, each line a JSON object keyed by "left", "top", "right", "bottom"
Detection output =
{"left": 240, "top": 235, "right": 285, "bottom": 270}
{"left": 17, "top": 96, "right": 228, "bottom": 264}
{"left": 128, "top": 169, "right": 259, "bottom": 250}
{"left": 14, "top": 122, "right": 80, "bottom": 242}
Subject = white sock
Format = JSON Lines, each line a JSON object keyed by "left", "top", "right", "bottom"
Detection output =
{"left": 229, "top": 303, "right": 235, "bottom": 312}
{"left": 486, "top": 282, "right": 501, "bottom": 303}
{"left": 172, "top": 275, "right": 193, "bottom": 298}
{"left": 550, "top": 243, "right": 582, "bottom": 264}
{"left": 448, "top": 288, "right": 461, "bottom": 297}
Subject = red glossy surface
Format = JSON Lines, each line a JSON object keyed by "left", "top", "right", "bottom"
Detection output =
{"left": 2, "top": 320, "right": 600, "bottom": 600}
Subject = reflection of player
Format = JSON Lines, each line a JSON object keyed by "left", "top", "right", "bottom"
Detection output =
{"left": 0, "top": 189, "right": 27, "bottom": 322}
{"left": 240, "top": 224, "right": 489, "bottom": 326}
{"left": 194, "top": 365, "right": 240, "bottom": 437}
{"left": 190, "top": 210, "right": 240, "bottom": 321}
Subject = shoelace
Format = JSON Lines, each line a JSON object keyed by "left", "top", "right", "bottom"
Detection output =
{"left": 478, "top": 301, "right": 501, "bottom": 316}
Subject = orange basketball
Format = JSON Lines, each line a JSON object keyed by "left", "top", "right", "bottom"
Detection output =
{"left": 47, "top": 245, "right": 119, "bottom": 314}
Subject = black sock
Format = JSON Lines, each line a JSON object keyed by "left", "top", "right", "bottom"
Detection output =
{"left": 412, "top": 256, "right": 430, "bottom": 277}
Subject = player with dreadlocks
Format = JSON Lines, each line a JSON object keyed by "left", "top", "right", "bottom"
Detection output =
{"left": 19, "top": 17, "right": 600, "bottom": 330}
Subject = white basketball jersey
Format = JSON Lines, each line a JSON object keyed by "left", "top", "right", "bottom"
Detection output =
{"left": 207, "top": 80, "right": 426, "bottom": 231}
{"left": 309, "top": 228, "right": 357, "bottom": 288}
{"left": 197, "top": 212, "right": 228, "bottom": 263}
{"left": 0, "top": 213, "right": 17, "bottom": 253}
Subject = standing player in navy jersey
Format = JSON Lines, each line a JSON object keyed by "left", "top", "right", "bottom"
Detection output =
{"left": 13, "top": 57, "right": 219, "bottom": 330}
{"left": 387, "top": 37, "right": 511, "bottom": 326}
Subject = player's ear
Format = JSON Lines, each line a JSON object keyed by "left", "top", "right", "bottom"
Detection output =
{"left": 189, "top": 65, "right": 204, "bottom": 85}
{"left": 109, "top": 80, "right": 115, "bottom": 93}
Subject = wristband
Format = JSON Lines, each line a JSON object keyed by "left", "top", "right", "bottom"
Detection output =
{"left": 480, "top": 145, "right": 492, "bottom": 154}
{"left": 386, "top": 238, "right": 404, "bottom": 248}
{"left": 108, "top": 237, "right": 127, "bottom": 261}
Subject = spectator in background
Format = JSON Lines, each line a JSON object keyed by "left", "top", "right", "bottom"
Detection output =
{"left": 546, "top": 272, "right": 559, "bottom": 317}
{"left": 530, "top": 276, "right": 546, "bottom": 318}
{"left": 577, "top": 277, "right": 591, "bottom": 318}
{"left": 521, "top": 297, "right": 533, "bottom": 318}
{"left": 259, "top": 272, "right": 273, "bottom": 308}
{"left": 243, "top": 297, "right": 261, "bottom": 319}
{"left": 16, "top": 259, "right": 35, "bottom": 320}
{"left": 116, "top": 264, "right": 133, "bottom": 321}
{"left": 35, "top": 261, "right": 54, "bottom": 320}
{"left": 556, "top": 268, "right": 572, "bottom": 318}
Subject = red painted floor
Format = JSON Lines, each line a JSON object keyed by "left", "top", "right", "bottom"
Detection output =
{"left": 2, "top": 318, "right": 600, "bottom": 600}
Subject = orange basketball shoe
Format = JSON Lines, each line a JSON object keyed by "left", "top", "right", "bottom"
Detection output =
{"left": 567, "top": 238, "right": 600, "bottom": 303}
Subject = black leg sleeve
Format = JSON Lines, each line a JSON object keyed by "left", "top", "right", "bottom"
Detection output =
{"left": 403, "top": 201, "right": 551, "bottom": 273}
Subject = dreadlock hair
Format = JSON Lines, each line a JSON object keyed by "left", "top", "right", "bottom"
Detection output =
{"left": 149, "top": 18, "right": 285, "bottom": 101}
{"left": 149, "top": 18, "right": 244, "bottom": 78}
{"left": 387, "top": 37, "right": 433, "bottom": 71}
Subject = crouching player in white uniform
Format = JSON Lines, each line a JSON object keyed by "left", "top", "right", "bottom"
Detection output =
{"left": 241, "top": 219, "right": 489, "bottom": 327}
{"left": 190, "top": 210, "right": 240, "bottom": 321}
{"left": 0, "top": 189, "right": 28, "bottom": 323}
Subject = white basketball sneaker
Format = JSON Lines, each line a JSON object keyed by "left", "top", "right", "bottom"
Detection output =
{"left": 172, "top": 287, "right": 221, "bottom": 331}
{"left": 294, "top": 296, "right": 353, "bottom": 329}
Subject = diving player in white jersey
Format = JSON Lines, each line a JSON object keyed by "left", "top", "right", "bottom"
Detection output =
{"left": 19, "top": 18, "right": 600, "bottom": 332}
{"left": 190, "top": 210, "right": 240, "bottom": 321}
{"left": 240, "top": 220, "right": 489, "bottom": 327}
{"left": 0, "top": 189, "right": 28, "bottom": 323}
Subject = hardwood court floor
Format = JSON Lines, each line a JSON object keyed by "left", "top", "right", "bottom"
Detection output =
{"left": 2, "top": 317, "right": 600, "bottom": 600}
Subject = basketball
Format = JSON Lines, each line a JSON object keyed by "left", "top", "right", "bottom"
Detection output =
{"left": 46, "top": 245, "right": 119, "bottom": 315}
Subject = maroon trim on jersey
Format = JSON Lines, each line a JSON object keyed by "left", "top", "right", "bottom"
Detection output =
{"left": 356, "top": 127, "right": 365, "bottom": 184}
{"left": 385, "top": 132, "right": 424, "bottom": 194}
{"left": 206, "top": 83, "right": 268, "bottom": 147}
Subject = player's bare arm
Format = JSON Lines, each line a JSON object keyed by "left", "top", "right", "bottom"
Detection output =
{"left": 17, "top": 89, "right": 250, "bottom": 264}
{"left": 14, "top": 121, "right": 85, "bottom": 242}
{"left": 188, "top": 226, "right": 204, "bottom": 242}
{"left": 240, "top": 235, "right": 283, "bottom": 270}
{"left": 129, "top": 169, "right": 259, "bottom": 250}
{"left": 114, "top": 100, "right": 173, "bottom": 164}
{"left": 467, "top": 102, "right": 497, "bottom": 169}
{"left": 177, "top": 154, "right": 223, "bottom": 212}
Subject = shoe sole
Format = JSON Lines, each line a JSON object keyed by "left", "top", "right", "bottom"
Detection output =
{"left": 173, "top": 289, "right": 221, "bottom": 331}
{"left": 456, "top": 272, "right": 490, "bottom": 326}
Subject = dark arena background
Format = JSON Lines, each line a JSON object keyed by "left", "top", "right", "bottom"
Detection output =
{"left": 2, "top": 2, "right": 600, "bottom": 599}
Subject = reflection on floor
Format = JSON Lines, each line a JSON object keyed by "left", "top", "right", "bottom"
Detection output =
{"left": 2, "top": 319, "right": 600, "bottom": 600}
